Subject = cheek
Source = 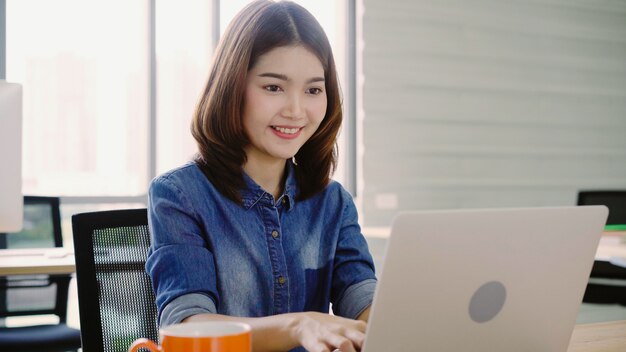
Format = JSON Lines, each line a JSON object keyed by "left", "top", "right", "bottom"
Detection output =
{"left": 246, "top": 91, "right": 281, "bottom": 121}
{"left": 243, "top": 91, "right": 270, "bottom": 129}
{"left": 310, "top": 97, "right": 328, "bottom": 125}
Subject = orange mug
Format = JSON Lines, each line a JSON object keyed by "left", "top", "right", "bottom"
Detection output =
{"left": 128, "top": 321, "right": 252, "bottom": 352}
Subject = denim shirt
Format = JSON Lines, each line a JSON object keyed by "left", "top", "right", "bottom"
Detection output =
{"left": 146, "top": 161, "right": 377, "bottom": 335}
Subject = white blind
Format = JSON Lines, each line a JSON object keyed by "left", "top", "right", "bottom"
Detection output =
{"left": 360, "top": 0, "right": 626, "bottom": 226}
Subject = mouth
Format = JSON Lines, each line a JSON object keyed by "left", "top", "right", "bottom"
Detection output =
{"left": 271, "top": 126, "right": 302, "bottom": 135}
{"left": 270, "top": 125, "right": 303, "bottom": 139}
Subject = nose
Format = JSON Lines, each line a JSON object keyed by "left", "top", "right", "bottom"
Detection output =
{"left": 282, "top": 92, "right": 304, "bottom": 119}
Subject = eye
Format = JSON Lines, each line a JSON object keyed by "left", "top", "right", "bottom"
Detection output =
{"left": 306, "top": 87, "right": 323, "bottom": 95}
{"left": 264, "top": 85, "right": 283, "bottom": 92}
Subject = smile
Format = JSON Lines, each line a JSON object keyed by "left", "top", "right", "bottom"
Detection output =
{"left": 270, "top": 125, "right": 303, "bottom": 140}
{"left": 271, "top": 126, "right": 301, "bottom": 134}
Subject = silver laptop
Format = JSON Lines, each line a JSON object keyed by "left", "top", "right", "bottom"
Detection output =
{"left": 363, "top": 206, "right": 608, "bottom": 352}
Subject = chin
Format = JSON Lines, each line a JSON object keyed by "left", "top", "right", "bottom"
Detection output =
{"left": 276, "top": 153, "right": 297, "bottom": 160}
{"left": 271, "top": 151, "right": 298, "bottom": 161}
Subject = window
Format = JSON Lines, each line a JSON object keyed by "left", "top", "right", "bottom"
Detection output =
{"left": 7, "top": 0, "right": 150, "bottom": 197}
{"left": 155, "top": 0, "right": 215, "bottom": 175}
{"left": 4, "top": 0, "right": 356, "bottom": 245}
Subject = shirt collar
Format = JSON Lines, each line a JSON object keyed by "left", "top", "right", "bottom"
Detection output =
{"left": 241, "top": 160, "right": 297, "bottom": 211}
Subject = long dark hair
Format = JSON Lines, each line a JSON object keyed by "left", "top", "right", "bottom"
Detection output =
{"left": 191, "top": 0, "right": 342, "bottom": 204}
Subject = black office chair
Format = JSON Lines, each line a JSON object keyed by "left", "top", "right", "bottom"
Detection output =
{"left": 577, "top": 190, "right": 626, "bottom": 226}
{"left": 577, "top": 190, "right": 626, "bottom": 306}
{"left": 72, "top": 208, "right": 158, "bottom": 352}
{"left": 0, "top": 196, "right": 82, "bottom": 351}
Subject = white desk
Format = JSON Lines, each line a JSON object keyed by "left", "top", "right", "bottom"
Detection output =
{"left": 0, "top": 231, "right": 623, "bottom": 276}
{"left": 595, "top": 232, "right": 626, "bottom": 268}
{"left": 0, "top": 248, "right": 75, "bottom": 276}
{"left": 364, "top": 228, "right": 626, "bottom": 268}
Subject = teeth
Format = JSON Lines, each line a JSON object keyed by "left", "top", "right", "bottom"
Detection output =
{"left": 273, "top": 126, "right": 300, "bottom": 134}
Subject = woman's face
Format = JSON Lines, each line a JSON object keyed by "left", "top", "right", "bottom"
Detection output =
{"left": 242, "top": 45, "right": 327, "bottom": 165}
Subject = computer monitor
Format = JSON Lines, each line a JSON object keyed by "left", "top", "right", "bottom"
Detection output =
{"left": 0, "top": 80, "right": 23, "bottom": 232}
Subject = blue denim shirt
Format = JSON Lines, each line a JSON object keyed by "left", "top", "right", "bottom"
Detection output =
{"left": 146, "top": 161, "right": 377, "bottom": 336}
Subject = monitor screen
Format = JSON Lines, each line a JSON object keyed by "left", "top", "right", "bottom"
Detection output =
{"left": 0, "top": 80, "right": 23, "bottom": 232}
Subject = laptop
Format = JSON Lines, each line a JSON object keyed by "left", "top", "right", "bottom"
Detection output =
{"left": 362, "top": 206, "right": 608, "bottom": 352}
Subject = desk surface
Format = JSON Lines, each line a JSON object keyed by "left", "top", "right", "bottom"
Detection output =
{"left": 0, "top": 232, "right": 624, "bottom": 276}
{"left": 0, "top": 248, "right": 75, "bottom": 275}
{"left": 364, "top": 228, "right": 626, "bottom": 266}
{"left": 595, "top": 232, "right": 626, "bottom": 267}
{"left": 568, "top": 320, "right": 626, "bottom": 351}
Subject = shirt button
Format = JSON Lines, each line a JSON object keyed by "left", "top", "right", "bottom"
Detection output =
{"left": 282, "top": 198, "right": 287, "bottom": 205}
{"left": 278, "top": 276, "right": 286, "bottom": 285}
{"left": 271, "top": 230, "right": 279, "bottom": 239}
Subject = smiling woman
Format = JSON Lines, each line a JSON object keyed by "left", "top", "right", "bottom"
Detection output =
{"left": 191, "top": 0, "right": 343, "bottom": 204}
{"left": 220, "top": 0, "right": 353, "bottom": 190}
{"left": 146, "top": 1, "right": 376, "bottom": 352}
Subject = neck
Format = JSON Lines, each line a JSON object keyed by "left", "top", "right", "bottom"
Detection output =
{"left": 243, "top": 156, "right": 287, "bottom": 200}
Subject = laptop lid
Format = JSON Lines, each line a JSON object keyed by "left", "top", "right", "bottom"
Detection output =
{"left": 363, "top": 206, "right": 608, "bottom": 352}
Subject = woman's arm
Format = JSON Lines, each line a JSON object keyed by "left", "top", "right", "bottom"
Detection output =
{"left": 184, "top": 311, "right": 366, "bottom": 352}
{"left": 356, "top": 306, "right": 371, "bottom": 322}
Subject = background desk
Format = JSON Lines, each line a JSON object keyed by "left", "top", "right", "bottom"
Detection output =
{"left": 0, "top": 248, "right": 75, "bottom": 276}
{"left": 364, "top": 228, "right": 626, "bottom": 269}
{"left": 568, "top": 320, "right": 626, "bottom": 351}
{"left": 585, "top": 232, "right": 626, "bottom": 306}
{"left": 594, "top": 232, "right": 626, "bottom": 268}
{"left": 2, "top": 231, "right": 623, "bottom": 277}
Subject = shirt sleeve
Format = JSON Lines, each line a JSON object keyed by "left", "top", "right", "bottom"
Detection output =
{"left": 145, "top": 175, "right": 219, "bottom": 326}
{"left": 160, "top": 293, "right": 217, "bottom": 327}
{"left": 330, "top": 187, "right": 377, "bottom": 319}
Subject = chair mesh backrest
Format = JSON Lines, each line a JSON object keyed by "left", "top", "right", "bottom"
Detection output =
{"left": 73, "top": 209, "right": 159, "bottom": 352}
{"left": 0, "top": 275, "right": 63, "bottom": 317}
{"left": 0, "top": 196, "right": 69, "bottom": 322}
{"left": 94, "top": 225, "right": 159, "bottom": 352}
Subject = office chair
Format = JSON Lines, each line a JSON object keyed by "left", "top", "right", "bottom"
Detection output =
{"left": 577, "top": 190, "right": 626, "bottom": 306}
{"left": 577, "top": 190, "right": 626, "bottom": 226}
{"left": 0, "top": 196, "right": 82, "bottom": 351}
{"left": 72, "top": 208, "right": 158, "bottom": 352}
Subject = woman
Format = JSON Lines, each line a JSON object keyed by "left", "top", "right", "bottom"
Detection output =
{"left": 146, "top": 1, "right": 376, "bottom": 351}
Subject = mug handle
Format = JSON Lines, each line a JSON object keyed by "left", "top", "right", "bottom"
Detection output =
{"left": 128, "top": 338, "right": 160, "bottom": 352}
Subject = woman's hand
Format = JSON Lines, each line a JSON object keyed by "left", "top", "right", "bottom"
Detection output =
{"left": 290, "top": 312, "right": 367, "bottom": 352}
{"left": 184, "top": 310, "right": 368, "bottom": 352}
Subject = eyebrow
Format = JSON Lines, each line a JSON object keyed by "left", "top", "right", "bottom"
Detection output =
{"left": 258, "top": 72, "right": 325, "bottom": 84}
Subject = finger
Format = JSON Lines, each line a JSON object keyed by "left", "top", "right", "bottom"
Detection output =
{"left": 343, "top": 328, "right": 366, "bottom": 349}
{"left": 303, "top": 341, "right": 332, "bottom": 352}
{"left": 337, "top": 338, "right": 358, "bottom": 352}
{"left": 324, "top": 333, "right": 357, "bottom": 352}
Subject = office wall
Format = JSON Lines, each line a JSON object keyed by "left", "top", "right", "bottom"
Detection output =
{"left": 360, "top": 0, "right": 626, "bottom": 226}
